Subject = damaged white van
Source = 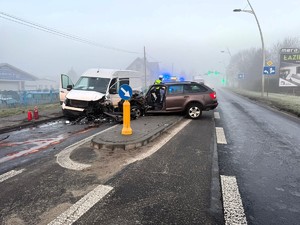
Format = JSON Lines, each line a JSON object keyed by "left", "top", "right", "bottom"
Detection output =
{"left": 60, "top": 68, "right": 144, "bottom": 118}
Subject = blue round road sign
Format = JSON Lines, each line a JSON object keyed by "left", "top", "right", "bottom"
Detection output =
{"left": 119, "top": 84, "right": 132, "bottom": 100}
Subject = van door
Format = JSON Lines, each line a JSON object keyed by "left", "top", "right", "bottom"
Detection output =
{"left": 60, "top": 74, "right": 74, "bottom": 104}
{"left": 109, "top": 78, "right": 130, "bottom": 107}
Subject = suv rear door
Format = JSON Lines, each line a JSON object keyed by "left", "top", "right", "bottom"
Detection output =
{"left": 165, "top": 84, "right": 187, "bottom": 111}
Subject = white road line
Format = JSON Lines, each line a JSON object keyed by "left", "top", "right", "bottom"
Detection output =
{"left": 125, "top": 119, "right": 191, "bottom": 165}
{"left": 48, "top": 184, "right": 113, "bottom": 225}
{"left": 56, "top": 125, "right": 117, "bottom": 170}
{"left": 220, "top": 175, "right": 247, "bottom": 225}
{"left": 214, "top": 112, "right": 220, "bottom": 119}
{"left": 0, "top": 169, "right": 25, "bottom": 183}
{"left": 216, "top": 127, "right": 227, "bottom": 144}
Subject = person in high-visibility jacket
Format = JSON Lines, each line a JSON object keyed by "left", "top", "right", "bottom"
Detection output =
{"left": 153, "top": 75, "right": 163, "bottom": 103}
{"left": 154, "top": 75, "right": 163, "bottom": 85}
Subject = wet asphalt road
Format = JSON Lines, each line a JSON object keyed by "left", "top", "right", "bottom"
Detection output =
{"left": 216, "top": 88, "right": 300, "bottom": 225}
{"left": 0, "top": 120, "right": 115, "bottom": 225}
{"left": 0, "top": 113, "right": 221, "bottom": 225}
{"left": 0, "top": 119, "right": 114, "bottom": 174}
{"left": 74, "top": 113, "right": 223, "bottom": 225}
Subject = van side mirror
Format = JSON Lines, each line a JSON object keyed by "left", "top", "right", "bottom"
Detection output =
{"left": 109, "top": 87, "right": 117, "bottom": 94}
{"left": 67, "top": 84, "right": 73, "bottom": 91}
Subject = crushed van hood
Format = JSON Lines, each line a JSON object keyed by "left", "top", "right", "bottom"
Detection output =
{"left": 66, "top": 90, "right": 105, "bottom": 101}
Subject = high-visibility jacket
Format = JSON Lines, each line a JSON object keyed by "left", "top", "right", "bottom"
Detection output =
{"left": 154, "top": 79, "right": 162, "bottom": 90}
{"left": 154, "top": 79, "right": 162, "bottom": 85}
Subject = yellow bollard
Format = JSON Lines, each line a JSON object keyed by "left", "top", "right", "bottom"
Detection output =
{"left": 122, "top": 100, "right": 132, "bottom": 135}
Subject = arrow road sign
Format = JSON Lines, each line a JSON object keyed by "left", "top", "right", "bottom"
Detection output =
{"left": 263, "top": 66, "right": 276, "bottom": 75}
{"left": 266, "top": 60, "right": 273, "bottom": 66}
{"left": 119, "top": 84, "right": 132, "bottom": 100}
{"left": 121, "top": 87, "right": 130, "bottom": 97}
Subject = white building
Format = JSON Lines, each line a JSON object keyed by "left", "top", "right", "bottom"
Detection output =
{"left": 126, "top": 57, "right": 160, "bottom": 86}
{"left": 0, "top": 63, "right": 58, "bottom": 91}
{"left": 0, "top": 63, "right": 37, "bottom": 91}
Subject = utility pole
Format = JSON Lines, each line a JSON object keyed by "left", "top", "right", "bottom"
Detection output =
{"left": 144, "top": 46, "right": 147, "bottom": 88}
{"left": 172, "top": 63, "right": 174, "bottom": 75}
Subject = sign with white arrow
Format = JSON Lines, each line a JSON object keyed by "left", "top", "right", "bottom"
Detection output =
{"left": 263, "top": 66, "right": 276, "bottom": 75}
{"left": 119, "top": 84, "right": 132, "bottom": 100}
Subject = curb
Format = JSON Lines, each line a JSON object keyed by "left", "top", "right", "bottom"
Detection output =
{"left": 91, "top": 117, "right": 183, "bottom": 151}
{"left": 0, "top": 115, "right": 64, "bottom": 135}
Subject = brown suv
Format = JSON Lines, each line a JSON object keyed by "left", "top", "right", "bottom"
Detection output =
{"left": 141, "top": 81, "right": 218, "bottom": 119}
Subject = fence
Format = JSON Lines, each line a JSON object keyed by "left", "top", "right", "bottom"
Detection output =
{"left": 0, "top": 90, "right": 59, "bottom": 108}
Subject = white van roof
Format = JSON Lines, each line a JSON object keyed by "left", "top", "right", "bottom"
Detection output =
{"left": 81, "top": 68, "right": 141, "bottom": 78}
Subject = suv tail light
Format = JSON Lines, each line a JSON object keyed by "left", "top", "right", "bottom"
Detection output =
{"left": 209, "top": 92, "right": 216, "bottom": 100}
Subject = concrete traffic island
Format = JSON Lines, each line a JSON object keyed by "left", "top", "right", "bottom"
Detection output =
{"left": 91, "top": 115, "right": 182, "bottom": 151}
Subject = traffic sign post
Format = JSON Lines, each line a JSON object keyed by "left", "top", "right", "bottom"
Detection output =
{"left": 119, "top": 84, "right": 133, "bottom": 135}
{"left": 119, "top": 84, "right": 133, "bottom": 100}
{"left": 266, "top": 60, "right": 273, "bottom": 66}
{"left": 263, "top": 66, "right": 275, "bottom": 75}
{"left": 263, "top": 66, "right": 276, "bottom": 97}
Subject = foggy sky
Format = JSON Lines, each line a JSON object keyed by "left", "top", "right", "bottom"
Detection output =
{"left": 0, "top": 0, "right": 299, "bottom": 80}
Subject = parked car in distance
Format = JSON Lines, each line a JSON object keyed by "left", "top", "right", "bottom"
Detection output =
{"left": 0, "top": 93, "right": 20, "bottom": 107}
{"left": 140, "top": 81, "right": 218, "bottom": 119}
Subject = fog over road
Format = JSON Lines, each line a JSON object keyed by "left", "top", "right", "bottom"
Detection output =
{"left": 216, "top": 88, "right": 300, "bottom": 225}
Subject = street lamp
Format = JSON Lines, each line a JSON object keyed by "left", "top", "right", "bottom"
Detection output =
{"left": 233, "top": 0, "right": 265, "bottom": 97}
{"left": 220, "top": 48, "right": 232, "bottom": 57}
{"left": 221, "top": 48, "right": 232, "bottom": 86}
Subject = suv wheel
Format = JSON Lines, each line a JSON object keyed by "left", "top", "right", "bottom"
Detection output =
{"left": 186, "top": 103, "right": 202, "bottom": 119}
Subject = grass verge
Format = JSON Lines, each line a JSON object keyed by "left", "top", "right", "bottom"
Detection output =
{"left": 229, "top": 88, "right": 300, "bottom": 117}
{"left": 0, "top": 103, "right": 61, "bottom": 118}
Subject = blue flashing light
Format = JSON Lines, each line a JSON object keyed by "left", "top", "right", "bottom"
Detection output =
{"left": 179, "top": 77, "right": 185, "bottom": 82}
{"left": 162, "top": 73, "right": 171, "bottom": 81}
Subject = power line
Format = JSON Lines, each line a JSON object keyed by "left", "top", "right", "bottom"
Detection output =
{"left": 0, "top": 11, "right": 141, "bottom": 54}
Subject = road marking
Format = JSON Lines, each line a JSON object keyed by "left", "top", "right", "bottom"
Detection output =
{"left": 0, "top": 135, "right": 66, "bottom": 164}
{"left": 220, "top": 175, "right": 247, "bottom": 225}
{"left": 216, "top": 127, "right": 227, "bottom": 144}
{"left": 125, "top": 119, "right": 191, "bottom": 165}
{"left": 48, "top": 184, "right": 113, "bottom": 225}
{"left": 56, "top": 125, "right": 117, "bottom": 170}
{"left": 214, "top": 112, "right": 220, "bottom": 119}
{"left": 0, "top": 169, "right": 25, "bottom": 183}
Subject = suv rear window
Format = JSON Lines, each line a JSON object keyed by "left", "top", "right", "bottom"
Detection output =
{"left": 184, "top": 84, "right": 207, "bottom": 93}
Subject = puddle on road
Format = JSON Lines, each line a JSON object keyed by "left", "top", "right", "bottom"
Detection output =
{"left": 0, "top": 126, "right": 96, "bottom": 164}
{"left": 39, "top": 120, "right": 62, "bottom": 128}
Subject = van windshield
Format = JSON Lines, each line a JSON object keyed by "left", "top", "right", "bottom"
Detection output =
{"left": 73, "top": 77, "right": 110, "bottom": 94}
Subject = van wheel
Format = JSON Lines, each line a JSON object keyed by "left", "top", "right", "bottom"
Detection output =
{"left": 186, "top": 103, "right": 202, "bottom": 119}
{"left": 131, "top": 105, "right": 142, "bottom": 118}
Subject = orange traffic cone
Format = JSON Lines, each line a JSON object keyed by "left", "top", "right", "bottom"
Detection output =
{"left": 34, "top": 106, "right": 39, "bottom": 120}
{"left": 27, "top": 110, "right": 33, "bottom": 121}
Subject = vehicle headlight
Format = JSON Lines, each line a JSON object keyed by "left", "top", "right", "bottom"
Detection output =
{"left": 64, "top": 98, "right": 68, "bottom": 105}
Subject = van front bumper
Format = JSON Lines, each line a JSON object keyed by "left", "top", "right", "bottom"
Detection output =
{"left": 62, "top": 104, "right": 85, "bottom": 118}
